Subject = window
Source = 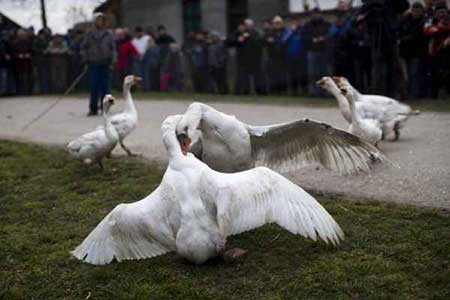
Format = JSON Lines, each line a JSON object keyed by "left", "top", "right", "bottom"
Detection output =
{"left": 227, "top": 0, "right": 248, "bottom": 34}
{"left": 183, "top": 0, "right": 202, "bottom": 37}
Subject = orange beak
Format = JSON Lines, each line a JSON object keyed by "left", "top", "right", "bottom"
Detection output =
{"left": 180, "top": 136, "right": 191, "bottom": 155}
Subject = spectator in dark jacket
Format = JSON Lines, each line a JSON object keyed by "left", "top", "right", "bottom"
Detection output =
{"left": 236, "top": 19, "right": 265, "bottom": 95}
{"left": 142, "top": 38, "right": 160, "bottom": 91}
{"left": 80, "top": 13, "right": 116, "bottom": 116}
{"left": 32, "top": 28, "right": 51, "bottom": 94}
{"left": 303, "top": 10, "right": 331, "bottom": 96}
{"left": 207, "top": 31, "right": 228, "bottom": 94}
{"left": 188, "top": 31, "right": 210, "bottom": 93}
{"left": 47, "top": 34, "right": 70, "bottom": 93}
{"left": 282, "top": 16, "right": 307, "bottom": 95}
{"left": 327, "top": 9, "right": 353, "bottom": 78}
{"left": 398, "top": 2, "right": 428, "bottom": 98}
{"left": 0, "top": 31, "right": 15, "bottom": 95}
{"left": 265, "top": 15, "right": 287, "bottom": 94}
{"left": 348, "top": 15, "right": 372, "bottom": 92}
{"left": 11, "top": 29, "right": 34, "bottom": 95}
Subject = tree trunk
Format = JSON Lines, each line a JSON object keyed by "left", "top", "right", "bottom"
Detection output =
{"left": 40, "top": 0, "right": 47, "bottom": 29}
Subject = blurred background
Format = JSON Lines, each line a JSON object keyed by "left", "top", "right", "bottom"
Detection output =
{"left": 1, "top": 0, "right": 450, "bottom": 99}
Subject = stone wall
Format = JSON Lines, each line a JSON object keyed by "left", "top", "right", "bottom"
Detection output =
{"left": 121, "top": 0, "right": 183, "bottom": 43}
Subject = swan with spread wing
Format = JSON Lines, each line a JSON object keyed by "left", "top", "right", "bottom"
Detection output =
{"left": 71, "top": 114, "right": 344, "bottom": 265}
{"left": 175, "top": 102, "right": 386, "bottom": 174}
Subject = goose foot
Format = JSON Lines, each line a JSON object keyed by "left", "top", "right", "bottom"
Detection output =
{"left": 222, "top": 248, "right": 248, "bottom": 262}
{"left": 120, "top": 141, "right": 137, "bottom": 157}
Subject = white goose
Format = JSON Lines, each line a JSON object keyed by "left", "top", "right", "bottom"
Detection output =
{"left": 67, "top": 95, "right": 119, "bottom": 169}
{"left": 107, "top": 75, "right": 141, "bottom": 156}
{"left": 339, "top": 81, "right": 383, "bottom": 146}
{"left": 71, "top": 115, "right": 344, "bottom": 265}
{"left": 175, "top": 102, "right": 386, "bottom": 174}
{"left": 317, "top": 76, "right": 418, "bottom": 141}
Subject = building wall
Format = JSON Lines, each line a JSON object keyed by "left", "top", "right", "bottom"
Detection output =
{"left": 120, "top": 0, "right": 290, "bottom": 42}
{"left": 121, "top": 0, "right": 183, "bottom": 43}
{"left": 248, "top": 0, "right": 288, "bottom": 27}
{"left": 201, "top": 0, "right": 227, "bottom": 36}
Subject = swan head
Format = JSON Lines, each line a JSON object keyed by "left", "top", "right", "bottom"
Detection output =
{"left": 332, "top": 76, "right": 352, "bottom": 89}
{"left": 123, "top": 75, "right": 142, "bottom": 89}
{"left": 102, "top": 94, "right": 115, "bottom": 113}
{"left": 176, "top": 133, "right": 191, "bottom": 155}
{"left": 176, "top": 106, "right": 203, "bottom": 147}
{"left": 316, "top": 76, "right": 339, "bottom": 92}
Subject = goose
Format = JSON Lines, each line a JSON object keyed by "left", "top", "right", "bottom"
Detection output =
{"left": 175, "top": 102, "right": 386, "bottom": 174}
{"left": 338, "top": 81, "right": 383, "bottom": 147}
{"left": 317, "top": 76, "right": 418, "bottom": 141}
{"left": 67, "top": 95, "right": 119, "bottom": 169}
{"left": 71, "top": 114, "right": 344, "bottom": 265}
{"left": 102, "top": 75, "right": 141, "bottom": 156}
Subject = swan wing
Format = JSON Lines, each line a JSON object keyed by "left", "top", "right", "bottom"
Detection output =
{"left": 71, "top": 186, "right": 175, "bottom": 265}
{"left": 208, "top": 167, "right": 344, "bottom": 245}
{"left": 248, "top": 118, "right": 385, "bottom": 174}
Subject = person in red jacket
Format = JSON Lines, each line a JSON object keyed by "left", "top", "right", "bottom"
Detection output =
{"left": 114, "top": 28, "right": 138, "bottom": 89}
{"left": 424, "top": 2, "right": 450, "bottom": 98}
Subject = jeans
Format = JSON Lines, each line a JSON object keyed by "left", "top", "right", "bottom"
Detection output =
{"left": 307, "top": 51, "right": 328, "bottom": 96}
{"left": 88, "top": 64, "right": 111, "bottom": 114}
{"left": 405, "top": 58, "right": 424, "bottom": 99}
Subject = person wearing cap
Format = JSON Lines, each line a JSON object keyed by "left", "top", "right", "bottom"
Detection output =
{"left": 80, "top": 13, "right": 116, "bottom": 116}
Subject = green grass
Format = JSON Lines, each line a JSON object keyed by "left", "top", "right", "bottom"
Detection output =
{"left": 69, "top": 90, "right": 450, "bottom": 112}
{"left": 1, "top": 140, "right": 449, "bottom": 300}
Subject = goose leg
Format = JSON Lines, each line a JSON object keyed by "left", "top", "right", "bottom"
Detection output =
{"left": 119, "top": 140, "right": 137, "bottom": 157}
{"left": 98, "top": 160, "right": 104, "bottom": 171}
{"left": 391, "top": 122, "right": 400, "bottom": 142}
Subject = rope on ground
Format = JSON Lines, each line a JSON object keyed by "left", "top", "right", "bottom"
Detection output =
{"left": 21, "top": 65, "right": 88, "bottom": 132}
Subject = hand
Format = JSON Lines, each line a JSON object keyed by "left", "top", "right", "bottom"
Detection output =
{"left": 444, "top": 37, "right": 450, "bottom": 48}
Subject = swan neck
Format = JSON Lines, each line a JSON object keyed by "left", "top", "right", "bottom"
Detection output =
{"left": 103, "top": 109, "right": 117, "bottom": 140}
{"left": 328, "top": 85, "right": 352, "bottom": 122}
{"left": 123, "top": 83, "right": 136, "bottom": 113}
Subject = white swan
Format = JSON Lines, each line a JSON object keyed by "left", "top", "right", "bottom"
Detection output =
{"left": 175, "top": 102, "right": 386, "bottom": 174}
{"left": 67, "top": 95, "right": 119, "bottom": 169}
{"left": 339, "top": 82, "right": 383, "bottom": 146}
{"left": 317, "top": 76, "right": 418, "bottom": 141}
{"left": 106, "top": 75, "right": 141, "bottom": 156}
{"left": 71, "top": 114, "right": 344, "bottom": 265}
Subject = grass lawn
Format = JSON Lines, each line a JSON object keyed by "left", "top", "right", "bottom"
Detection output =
{"left": 1, "top": 140, "right": 449, "bottom": 300}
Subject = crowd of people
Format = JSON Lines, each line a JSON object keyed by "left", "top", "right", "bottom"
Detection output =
{"left": 1, "top": 0, "right": 449, "bottom": 112}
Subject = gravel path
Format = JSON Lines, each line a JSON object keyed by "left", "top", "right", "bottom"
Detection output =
{"left": 1, "top": 96, "right": 449, "bottom": 209}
